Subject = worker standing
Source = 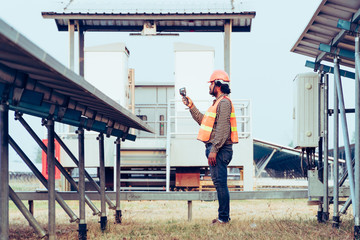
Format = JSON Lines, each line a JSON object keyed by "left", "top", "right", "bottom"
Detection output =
{"left": 182, "top": 70, "right": 238, "bottom": 224}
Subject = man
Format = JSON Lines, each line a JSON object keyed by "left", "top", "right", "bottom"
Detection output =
{"left": 182, "top": 69, "right": 238, "bottom": 224}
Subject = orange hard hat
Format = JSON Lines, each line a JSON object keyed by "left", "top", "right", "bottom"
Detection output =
{"left": 208, "top": 70, "right": 230, "bottom": 83}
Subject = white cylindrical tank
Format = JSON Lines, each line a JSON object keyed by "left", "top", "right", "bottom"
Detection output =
{"left": 84, "top": 43, "right": 130, "bottom": 108}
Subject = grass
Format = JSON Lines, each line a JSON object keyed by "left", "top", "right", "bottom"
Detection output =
{"left": 8, "top": 199, "right": 355, "bottom": 240}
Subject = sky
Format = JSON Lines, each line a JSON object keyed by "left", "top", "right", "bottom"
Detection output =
{"left": 1, "top": 0, "right": 357, "bottom": 168}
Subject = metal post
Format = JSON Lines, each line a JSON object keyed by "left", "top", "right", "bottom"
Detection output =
{"left": 355, "top": 34, "right": 360, "bottom": 239}
{"left": 0, "top": 104, "right": 8, "bottom": 240}
{"left": 77, "top": 128, "right": 87, "bottom": 239}
{"left": 333, "top": 57, "right": 356, "bottom": 211}
{"left": 224, "top": 19, "right": 232, "bottom": 78}
{"left": 188, "top": 201, "right": 192, "bottom": 221}
{"left": 333, "top": 75, "right": 340, "bottom": 228}
{"left": 54, "top": 132, "right": 115, "bottom": 209}
{"left": 9, "top": 186, "right": 47, "bottom": 238}
{"left": 47, "top": 119, "right": 56, "bottom": 240}
{"left": 98, "top": 133, "right": 107, "bottom": 231}
{"left": 323, "top": 74, "right": 329, "bottom": 222}
{"left": 115, "top": 138, "right": 122, "bottom": 223}
{"left": 16, "top": 115, "right": 99, "bottom": 215}
{"left": 9, "top": 135, "right": 78, "bottom": 222}
{"left": 68, "top": 20, "right": 75, "bottom": 71}
{"left": 165, "top": 101, "right": 171, "bottom": 192}
{"left": 78, "top": 21, "right": 84, "bottom": 77}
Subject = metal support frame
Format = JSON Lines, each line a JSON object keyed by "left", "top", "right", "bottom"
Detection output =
{"left": 187, "top": 201, "right": 192, "bottom": 221}
{"left": 355, "top": 34, "right": 360, "bottom": 238}
{"left": 333, "top": 75, "right": 340, "bottom": 228}
{"left": 77, "top": 127, "right": 87, "bottom": 239}
{"left": 0, "top": 104, "right": 9, "bottom": 240}
{"left": 69, "top": 20, "right": 75, "bottom": 71}
{"left": 9, "top": 135, "right": 78, "bottom": 222}
{"left": 15, "top": 114, "right": 99, "bottom": 215}
{"left": 305, "top": 61, "right": 355, "bottom": 80}
{"left": 8, "top": 186, "right": 47, "bottom": 238}
{"left": 255, "top": 149, "right": 277, "bottom": 178}
{"left": 224, "top": 19, "right": 232, "bottom": 77}
{"left": 98, "top": 133, "right": 107, "bottom": 231}
{"left": 333, "top": 57, "right": 356, "bottom": 212}
{"left": 115, "top": 137, "right": 122, "bottom": 224}
{"left": 322, "top": 74, "right": 329, "bottom": 222}
{"left": 46, "top": 119, "right": 56, "bottom": 240}
{"left": 165, "top": 101, "right": 171, "bottom": 192}
{"left": 54, "top": 132, "right": 115, "bottom": 209}
{"left": 78, "top": 21, "right": 84, "bottom": 77}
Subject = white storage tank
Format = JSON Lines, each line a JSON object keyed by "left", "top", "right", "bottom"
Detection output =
{"left": 293, "top": 72, "right": 319, "bottom": 148}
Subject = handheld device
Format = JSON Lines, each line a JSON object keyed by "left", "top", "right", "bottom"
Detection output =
{"left": 179, "top": 87, "right": 189, "bottom": 105}
{"left": 179, "top": 87, "right": 186, "bottom": 97}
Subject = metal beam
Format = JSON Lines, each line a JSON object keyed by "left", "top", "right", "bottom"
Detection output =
{"left": 68, "top": 20, "right": 75, "bottom": 71}
{"left": 318, "top": 43, "right": 354, "bottom": 60}
{"left": 16, "top": 190, "right": 309, "bottom": 201}
{"left": 305, "top": 61, "right": 355, "bottom": 79}
{"left": 323, "top": 74, "right": 329, "bottom": 221}
{"left": 337, "top": 19, "right": 360, "bottom": 34}
{"left": 315, "top": 8, "right": 360, "bottom": 63}
{"left": 0, "top": 104, "right": 9, "bottom": 240}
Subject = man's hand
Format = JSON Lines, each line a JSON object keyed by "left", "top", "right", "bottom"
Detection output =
{"left": 208, "top": 152, "right": 217, "bottom": 166}
{"left": 182, "top": 96, "right": 193, "bottom": 108}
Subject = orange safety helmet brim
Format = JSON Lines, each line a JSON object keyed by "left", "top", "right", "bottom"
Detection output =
{"left": 208, "top": 70, "right": 230, "bottom": 83}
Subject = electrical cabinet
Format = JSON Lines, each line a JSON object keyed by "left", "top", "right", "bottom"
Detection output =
{"left": 293, "top": 72, "right": 319, "bottom": 148}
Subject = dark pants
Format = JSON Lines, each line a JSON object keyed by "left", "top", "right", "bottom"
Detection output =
{"left": 206, "top": 144, "right": 233, "bottom": 222}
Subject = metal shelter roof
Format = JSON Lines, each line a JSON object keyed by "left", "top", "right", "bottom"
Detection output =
{"left": 0, "top": 18, "right": 153, "bottom": 140}
{"left": 41, "top": 0, "right": 256, "bottom": 32}
{"left": 291, "top": 0, "right": 360, "bottom": 69}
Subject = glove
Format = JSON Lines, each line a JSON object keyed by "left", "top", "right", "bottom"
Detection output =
{"left": 182, "top": 96, "right": 193, "bottom": 108}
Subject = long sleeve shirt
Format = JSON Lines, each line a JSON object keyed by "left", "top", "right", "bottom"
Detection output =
{"left": 189, "top": 94, "right": 232, "bottom": 153}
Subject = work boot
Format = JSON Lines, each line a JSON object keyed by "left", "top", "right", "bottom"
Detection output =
{"left": 211, "top": 218, "right": 227, "bottom": 224}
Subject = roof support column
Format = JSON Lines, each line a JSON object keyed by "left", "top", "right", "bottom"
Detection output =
{"left": 322, "top": 73, "right": 329, "bottom": 222}
{"left": 224, "top": 20, "right": 232, "bottom": 77}
{"left": 68, "top": 20, "right": 75, "bottom": 71}
{"left": 98, "top": 133, "right": 107, "bottom": 231}
{"left": 355, "top": 34, "right": 360, "bottom": 238}
{"left": 333, "top": 57, "right": 355, "bottom": 211}
{"left": 0, "top": 104, "right": 9, "bottom": 240}
{"left": 77, "top": 127, "right": 87, "bottom": 240}
{"left": 77, "top": 21, "right": 84, "bottom": 77}
{"left": 46, "top": 119, "right": 56, "bottom": 240}
{"left": 115, "top": 137, "right": 122, "bottom": 223}
{"left": 333, "top": 72, "right": 340, "bottom": 228}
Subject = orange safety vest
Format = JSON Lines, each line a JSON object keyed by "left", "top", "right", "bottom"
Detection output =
{"left": 197, "top": 96, "right": 239, "bottom": 143}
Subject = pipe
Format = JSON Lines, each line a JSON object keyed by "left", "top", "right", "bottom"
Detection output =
{"left": 355, "top": 34, "right": 360, "bottom": 237}
{"left": 333, "top": 73, "right": 340, "bottom": 228}
{"left": 77, "top": 127, "right": 87, "bottom": 240}
{"left": 333, "top": 57, "right": 356, "bottom": 213}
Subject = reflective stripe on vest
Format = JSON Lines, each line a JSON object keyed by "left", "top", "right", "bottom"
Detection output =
{"left": 197, "top": 96, "right": 239, "bottom": 143}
